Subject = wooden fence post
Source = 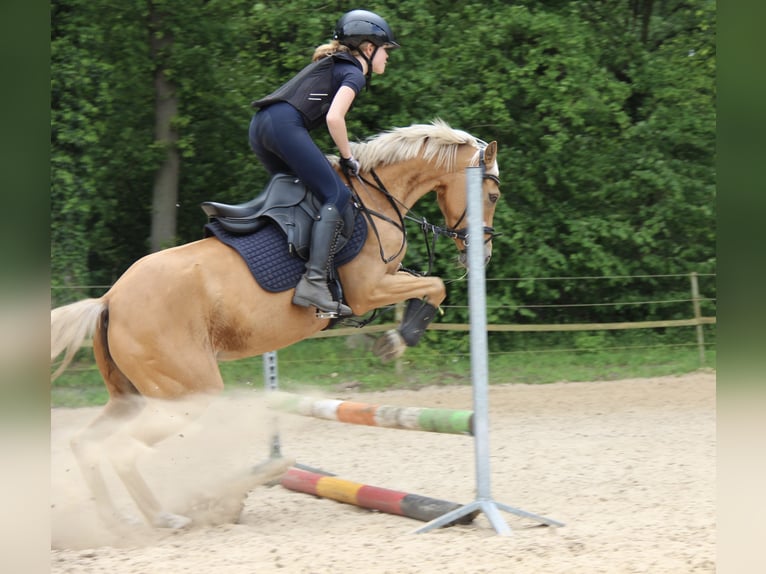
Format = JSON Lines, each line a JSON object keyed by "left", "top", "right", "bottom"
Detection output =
{"left": 689, "top": 272, "right": 706, "bottom": 367}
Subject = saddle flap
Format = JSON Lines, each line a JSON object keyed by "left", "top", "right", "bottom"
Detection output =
{"left": 257, "top": 174, "right": 317, "bottom": 212}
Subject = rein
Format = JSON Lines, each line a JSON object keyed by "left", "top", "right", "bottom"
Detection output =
{"left": 351, "top": 169, "right": 408, "bottom": 265}
{"left": 346, "top": 146, "right": 501, "bottom": 275}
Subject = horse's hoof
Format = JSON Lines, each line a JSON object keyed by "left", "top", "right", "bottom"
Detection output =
{"left": 154, "top": 511, "right": 192, "bottom": 529}
{"left": 372, "top": 329, "right": 407, "bottom": 362}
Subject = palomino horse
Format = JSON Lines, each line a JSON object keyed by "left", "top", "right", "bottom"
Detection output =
{"left": 50, "top": 120, "right": 501, "bottom": 529}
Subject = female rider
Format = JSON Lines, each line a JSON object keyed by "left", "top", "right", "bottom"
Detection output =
{"left": 250, "top": 9, "right": 399, "bottom": 317}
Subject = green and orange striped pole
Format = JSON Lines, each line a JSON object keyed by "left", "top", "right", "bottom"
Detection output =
{"left": 267, "top": 392, "right": 474, "bottom": 436}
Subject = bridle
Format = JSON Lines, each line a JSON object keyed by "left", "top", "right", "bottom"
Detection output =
{"left": 448, "top": 145, "right": 502, "bottom": 258}
{"left": 345, "top": 144, "right": 501, "bottom": 275}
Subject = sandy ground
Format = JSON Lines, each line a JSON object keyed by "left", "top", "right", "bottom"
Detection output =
{"left": 50, "top": 371, "right": 715, "bottom": 573}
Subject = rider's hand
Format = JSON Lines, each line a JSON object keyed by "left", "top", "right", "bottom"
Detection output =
{"left": 340, "top": 155, "right": 360, "bottom": 177}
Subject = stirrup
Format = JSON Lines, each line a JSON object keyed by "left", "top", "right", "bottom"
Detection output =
{"left": 315, "top": 309, "right": 340, "bottom": 319}
{"left": 315, "top": 303, "right": 352, "bottom": 319}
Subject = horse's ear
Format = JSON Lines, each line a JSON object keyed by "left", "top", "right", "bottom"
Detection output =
{"left": 484, "top": 141, "right": 497, "bottom": 167}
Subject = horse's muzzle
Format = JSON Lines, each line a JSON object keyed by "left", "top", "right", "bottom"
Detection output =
{"left": 458, "top": 247, "right": 492, "bottom": 268}
{"left": 455, "top": 225, "right": 498, "bottom": 269}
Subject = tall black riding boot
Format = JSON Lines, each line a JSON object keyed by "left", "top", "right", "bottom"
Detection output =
{"left": 292, "top": 204, "right": 353, "bottom": 317}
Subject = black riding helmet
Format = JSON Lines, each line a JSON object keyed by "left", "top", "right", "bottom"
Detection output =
{"left": 333, "top": 10, "right": 399, "bottom": 87}
{"left": 333, "top": 9, "right": 400, "bottom": 49}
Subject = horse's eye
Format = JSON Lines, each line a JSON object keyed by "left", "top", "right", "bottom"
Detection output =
{"left": 488, "top": 193, "right": 499, "bottom": 204}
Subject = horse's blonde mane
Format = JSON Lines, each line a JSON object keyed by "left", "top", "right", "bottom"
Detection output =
{"left": 346, "top": 119, "right": 480, "bottom": 172}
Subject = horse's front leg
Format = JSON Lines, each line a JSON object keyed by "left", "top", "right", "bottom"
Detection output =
{"left": 352, "top": 271, "right": 447, "bottom": 362}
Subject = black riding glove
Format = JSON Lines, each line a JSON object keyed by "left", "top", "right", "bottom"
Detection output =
{"left": 340, "top": 156, "right": 360, "bottom": 177}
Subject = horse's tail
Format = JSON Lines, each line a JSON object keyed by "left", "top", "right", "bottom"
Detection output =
{"left": 51, "top": 298, "right": 107, "bottom": 382}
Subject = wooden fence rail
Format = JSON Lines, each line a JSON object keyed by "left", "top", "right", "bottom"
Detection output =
{"left": 311, "top": 316, "right": 716, "bottom": 339}
{"left": 69, "top": 272, "right": 716, "bottom": 367}
{"left": 310, "top": 315, "right": 716, "bottom": 368}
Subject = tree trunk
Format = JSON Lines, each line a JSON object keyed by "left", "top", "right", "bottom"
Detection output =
{"left": 630, "top": 0, "right": 655, "bottom": 45}
{"left": 148, "top": 2, "right": 179, "bottom": 252}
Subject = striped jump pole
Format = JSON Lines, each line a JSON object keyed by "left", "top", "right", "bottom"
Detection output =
{"left": 281, "top": 467, "right": 478, "bottom": 526}
{"left": 267, "top": 391, "right": 474, "bottom": 436}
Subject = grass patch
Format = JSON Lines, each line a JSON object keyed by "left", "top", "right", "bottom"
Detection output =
{"left": 51, "top": 333, "right": 715, "bottom": 408}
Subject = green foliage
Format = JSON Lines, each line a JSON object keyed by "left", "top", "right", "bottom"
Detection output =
{"left": 51, "top": 0, "right": 157, "bottom": 298}
{"left": 50, "top": 0, "right": 716, "bottom": 326}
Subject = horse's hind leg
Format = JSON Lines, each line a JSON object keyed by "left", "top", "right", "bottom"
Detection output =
{"left": 105, "top": 394, "right": 215, "bottom": 528}
{"left": 69, "top": 307, "right": 149, "bottom": 528}
{"left": 101, "top": 335, "right": 224, "bottom": 528}
{"left": 70, "top": 395, "right": 145, "bottom": 528}
{"left": 75, "top": 313, "right": 216, "bottom": 529}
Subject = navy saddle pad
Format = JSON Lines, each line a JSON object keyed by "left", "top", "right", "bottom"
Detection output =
{"left": 204, "top": 212, "right": 367, "bottom": 293}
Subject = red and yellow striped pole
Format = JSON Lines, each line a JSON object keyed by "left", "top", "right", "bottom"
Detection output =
{"left": 281, "top": 467, "right": 477, "bottom": 525}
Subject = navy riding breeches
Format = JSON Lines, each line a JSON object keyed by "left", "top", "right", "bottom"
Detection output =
{"left": 249, "top": 102, "right": 351, "bottom": 212}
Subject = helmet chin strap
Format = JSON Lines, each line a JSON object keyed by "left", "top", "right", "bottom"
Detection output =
{"left": 360, "top": 45, "right": 380, "bottom": 90}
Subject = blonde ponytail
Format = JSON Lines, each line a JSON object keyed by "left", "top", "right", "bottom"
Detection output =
{"left": 312, "top": 40, "right": 354, "bottom": 62}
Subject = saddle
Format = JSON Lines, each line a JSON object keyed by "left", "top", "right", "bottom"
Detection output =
{"left": 201, "top": 173, "right": 356, "bottom": 261}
